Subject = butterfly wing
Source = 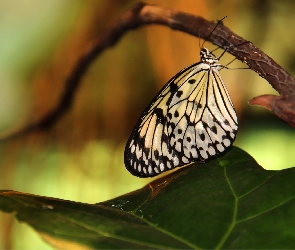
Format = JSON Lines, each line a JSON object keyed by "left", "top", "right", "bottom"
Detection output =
{"left": 124, "top": 62, "right": 238, "bottom": 177}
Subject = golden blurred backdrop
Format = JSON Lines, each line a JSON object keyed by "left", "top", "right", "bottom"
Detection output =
{"left": 0, "top": 0, "right": 295, "bottom": 248}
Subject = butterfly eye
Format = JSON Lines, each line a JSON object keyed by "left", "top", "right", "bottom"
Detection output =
{"left": 200, "top": 48, "right": 209, "bottom": 59}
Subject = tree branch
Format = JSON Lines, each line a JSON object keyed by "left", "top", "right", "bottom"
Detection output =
{"left": 2, "top": 2, "right": 295, "bottom": 141}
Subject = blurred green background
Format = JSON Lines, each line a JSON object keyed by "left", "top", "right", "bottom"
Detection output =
{"left": 0, "top": 0, "right": 295, "bottom": 248}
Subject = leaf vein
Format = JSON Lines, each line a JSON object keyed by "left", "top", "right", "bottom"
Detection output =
{"left": 237, "top": 171, "right": 278, "bottom": 199}
{"left": 236, "top": 196, "right": 295, "bottom": 223}
{"left": 215, "top": 167, "right": 237, "bottom": 249}
{"left": 131, "top": 212, "right": 200, "bottom": 249}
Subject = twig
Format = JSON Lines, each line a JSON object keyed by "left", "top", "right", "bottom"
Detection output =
{"left": 2, "top": 2, "right": 295, "bottom": 141}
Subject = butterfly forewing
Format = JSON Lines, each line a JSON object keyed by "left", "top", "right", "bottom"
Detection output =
{"left": 124, "top": 48, "right": 238, "bottom": 177}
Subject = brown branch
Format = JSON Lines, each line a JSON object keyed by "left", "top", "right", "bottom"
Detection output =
{"left": 2, "top": 2, "right": 295, "bottom": 141}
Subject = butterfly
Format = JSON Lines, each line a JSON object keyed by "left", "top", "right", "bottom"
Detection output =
{"left": 124, "top": 45, "right": 238, "bottom": 178}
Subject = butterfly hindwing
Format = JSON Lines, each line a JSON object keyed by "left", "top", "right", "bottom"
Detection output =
{"left": 124, "top": 48, "right": 238, "bottom": 177}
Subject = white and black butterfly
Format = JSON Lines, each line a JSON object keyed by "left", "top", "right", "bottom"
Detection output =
{"left": 124, "top": 24, "right": 238, "bottom": 178}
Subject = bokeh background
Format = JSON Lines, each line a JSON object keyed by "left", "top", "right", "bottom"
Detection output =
{"left": 0, "top": 0, "right": 295, "bottom": 248}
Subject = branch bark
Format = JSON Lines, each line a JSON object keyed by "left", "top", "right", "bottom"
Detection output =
{"left": 2, "top": 2, "right": 295, "bottom": 141}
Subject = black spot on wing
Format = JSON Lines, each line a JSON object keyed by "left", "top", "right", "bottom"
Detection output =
{"left": 143, "top": 147, "right": 150, "bottom": 157}
{"left": 199, "top": 133, "right": 205, "bottom": 141}
{"left": 151, "top": 160, "right": 157, "bottom": 169}
{"left": 222, "top": 134, "right": 231, "bottom": 140}
{"left": 202, "top": 121, "right": 209, "bottom": 129}
{"left": 169, "top": 82, "right": 178, "bottom": 92}
{"left": 161, "top": 133, "right": 169, "bottom": 142}
{"left": 154, "top": 149, "right": 159, "bottom": 160}
{"left": 211, "top": 125, "right": 217, "bottom": 134}
{"left": 165, "top": 82, "right": 178, "bottom": 106}
{"left": 154, "top": 108, "right": 166, "bottom": 124}
{"left": 188, "top": 79, "right": 196, "bottom": 84}
{"left": 176, "top": 90, "right": 183, "bottom": 98}
{"left": 169, "top": 122, "right": 176, "bottom": 130}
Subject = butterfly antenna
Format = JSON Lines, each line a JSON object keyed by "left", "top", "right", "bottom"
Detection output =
{"left": 221, "top": 41, "right": 252, "bottom": 70}
{"left": 198, "top": 29, "right": 201, "bottom": 50}
{"left": 220, "top": 56, "right": 250, "bottom": 71}
{"left": 217, "top": 47, "right": 228, "bottom": 60}
{"left": 201, "top": 16, "right": 227, "bottom": 48}
{"left": 198, "top": 29, "right": 203, "bottom": 50}
{"left": 224, "top": 57, "right": 237, "bottom": 67}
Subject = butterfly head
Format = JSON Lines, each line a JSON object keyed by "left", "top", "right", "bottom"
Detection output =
{"left": 200, "top": 47, "right": 219, "bottom": 66}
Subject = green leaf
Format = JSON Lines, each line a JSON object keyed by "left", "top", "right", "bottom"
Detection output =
{"left": 0, "top": 147, "right": 295, "bottom": 249}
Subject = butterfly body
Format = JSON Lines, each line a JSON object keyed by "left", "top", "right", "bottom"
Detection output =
{"left": 125, "top": 48, "right": 238, "bottom": 177}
